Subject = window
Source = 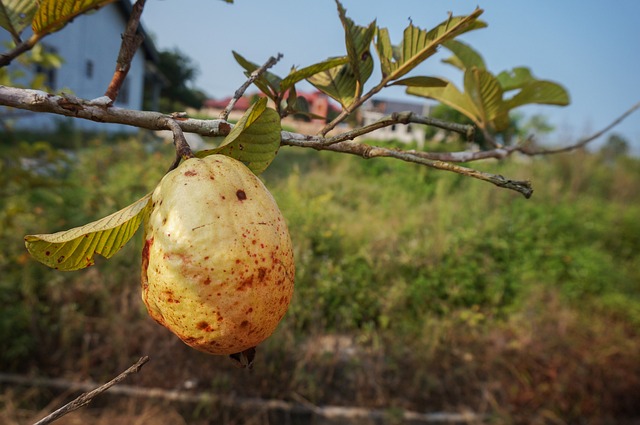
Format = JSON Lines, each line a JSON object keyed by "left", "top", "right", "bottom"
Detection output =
{"left": 85, "top": 60, "right": 94, "bottom": 79}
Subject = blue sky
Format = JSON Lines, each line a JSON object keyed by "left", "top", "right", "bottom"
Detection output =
{"left": 141, "top": 0, "right": 640, "bottom": 152}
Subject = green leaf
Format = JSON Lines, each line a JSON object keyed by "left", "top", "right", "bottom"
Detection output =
{"left": 407, "top": 78, "right": 481, "bottom": 124}
{"left": 0, "top": 0, "right": 38, "bottom": 40}
{"left": 280, "top": 56, "right": 349, "bottom": 92}
{"left": 375, "top": 9, "right": 486, "bottom": 82}
{"left": 232, "top": 50, "right": 282, "bottom": 99}
{"left": 389, "top": 76, "right": 448, "bottom": 88}
{"left": 505, "top": 80, "right": 570, "bottom": 110}
{"left": 463, "top": 68, "right": 504, "bottom": 128}
{"left": 197, "top": 97, "right": 281, "bottom": 175}
{"left": 32, "top": 0, "right": 117, "bottom": 36}
{"left": 25, "top": 193, "right": 152, "bottom": 271}
{"left": 335, "top": 0, "right": 375, "bottom": 89}
{"left": 307, "top": 62, "right": 361, "bottom": 108}
{"left": 442, "top": 39, "right": 486, "bottom": 71}
{"left": 496, "top": 67, "right": 536, "bottom": 91}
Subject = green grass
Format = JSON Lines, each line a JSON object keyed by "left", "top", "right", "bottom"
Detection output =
{"left": 1, "top": 135, "right": 639, "bottom": 423}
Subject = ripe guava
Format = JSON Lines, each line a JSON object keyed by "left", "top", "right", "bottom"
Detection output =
{"left": 141, "top": 155, "right": 294, "bottom": 364}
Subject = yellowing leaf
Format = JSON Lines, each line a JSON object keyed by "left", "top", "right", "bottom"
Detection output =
{"left": 0, "top": 0, "right": 38, "bottom": 39}
{"left": 32, "top": 0, "right": 116, "bottom": 36}
{"left": 25, "top": 193, "right": 151, "bottom": 271}
{"left": 197, "top": 97, "right": 281, "bottom": 175}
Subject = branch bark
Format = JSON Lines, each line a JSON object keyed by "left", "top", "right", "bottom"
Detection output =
{"left": 104, "top": 0, "right": 146, "bottom": 101}
{"left": 1, "top": 85, "right": 637, "bottom": 198}
{"left": 31, "top": 356, "right": 149, "bottom": 425}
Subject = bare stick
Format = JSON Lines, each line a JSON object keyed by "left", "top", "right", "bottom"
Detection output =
{"left": 526, "top": 102, "right": 640, "bottom": 155}
{"left": 219, "top": 53, "right": 283, "bottom": 121}
{"left": 0, "top": 34, "right": 40, "bottom": 68}
{"left": 104, "top": 0, "right": 146, "bottom": 101}
{"left": 320, "top": 110, "right": 475, "bottom": 146}
{"left": 32, "top": 356, "right": 149, "bottom": 425}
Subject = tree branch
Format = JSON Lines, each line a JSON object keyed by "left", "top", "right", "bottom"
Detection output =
{"left": 32, "top": 356, "right": 149, "bottom": 425}
{"left": 320, "top": 110, "right": 475, "bottom": 146}
{"left": 1, "top": 85, "right": 636, "bottom": 198}
{"left": 0, "top": 34, "right": 40, "bottom": 68}
{"left": 219, "top": 53, "right": 283, "bottom": 121}
{"left": 280, "top": 133, "right": 533, "bottom": 197}
{"left": 104, "top": 0, "right": 146, "bottom": 101}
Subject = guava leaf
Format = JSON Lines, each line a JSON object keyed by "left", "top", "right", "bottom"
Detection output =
{"left": 442, "top": 39, "right": 486, "bottom": 71}
{"left": 375, "top": 10, "right": 486, "bottom": 81}
{"left": 280, "top": 56, "right": 349, "bottom": 92}
{"left": 504, "top": 80, "right": 570, "bottom": 110}
{"left": 389, "top": 76, "right": 448, "bottom": 88}
{"left": 496, "top": 67, "right": 536, "bottom": 91}
{"left": 0, "top": 0, "right": 38, "bottom": 40}
{"left": 25, "top": 193, "right": 152, "bottom": 271}
{"left": 407, "top": 78, "right": 481, "bottom": 124}
{"left": 335, "top": 0, "right": 375, "bottom": 89}
{"left": 232, "top": 50, "right": 282, "bottom": 98}
{"left": 464, "top": 67, "right": 504, "bottom": 127}
{"left": 197, "top": 97, "right": 281, "bottom": 175}
{"left": 32, "top": 0, "right": 117, "bottom": 36}
{"left": 307, "top": 61, "right": 365, "bottom": 108}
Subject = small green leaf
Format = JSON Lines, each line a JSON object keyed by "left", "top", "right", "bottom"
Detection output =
{"left": 390, "top": 76, "right": 448, "bottom": 88}
{"left": 0, "top": 0, "right": 38, "bottom": 40}
{"left": 232, "top": 50, "right": 282, "bottom": 99}
{"left": 280, "top": 56, "right": 349, "bottom": 92}
{"left": 496, "top": 67, "right": 535, "bottom": 91}
{"left": 32, "top": 0, "right": 117, "bottom": 36}
{"left": 197, "top": 97, "right": 281, "bottom": 175}
{"left": 25, "top": 193, "right": 152, "bottom": 271}
{"left": 463, "top": 68, "right": 504, "bottom": 128}
{"left": 307, "top": 62, "right": 363, "bottom": 108}
{"left": 505, "top": 80, "right": 570, "bottom": 110}
{"left": 407, "top": 78, "right": 481, "bottom": 124}
{"left": 442, "top": 39, "right": 486, "bottom": 71}
{"left": 375, "top": 10, "right": 486, "bottom": 82}
{"left": 335, "top": 0, "right": 375, "bottom": 88}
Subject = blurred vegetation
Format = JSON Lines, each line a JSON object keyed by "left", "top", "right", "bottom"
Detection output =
{"left": 1, "top": 133, "right": 639, "bottom": 423}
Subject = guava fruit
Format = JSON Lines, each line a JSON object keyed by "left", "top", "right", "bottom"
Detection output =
{"left": 141, "top": 155, "right": 294, "bottom": 363}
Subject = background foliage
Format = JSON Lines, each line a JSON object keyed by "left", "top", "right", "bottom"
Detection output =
{"left": 1, "top": 133, "right": 639, "bottom": 423}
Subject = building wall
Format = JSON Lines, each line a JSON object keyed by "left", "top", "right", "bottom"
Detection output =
{"left": 1, "top": 3, "right": 146, "bottom": 133}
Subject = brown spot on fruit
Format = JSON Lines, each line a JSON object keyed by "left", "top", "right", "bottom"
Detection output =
{"left": 203, "top": 277, "right": 211, "bottom": 285}
{"left": 240, "top": 320, "right": 249, "bottom": 328}
{"left": 196, "top": 321, "right": 209, "bottom": 330}
{"left": 236, "top": 190, "right": 247, "bottom": 201}
{"left": 184, "top": 170, "right": 197, "bottom": 176}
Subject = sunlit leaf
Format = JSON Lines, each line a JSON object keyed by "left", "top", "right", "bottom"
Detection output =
{"left": 496, "top": 67, "right": 536, "bottom": 91}
{"left": 197, "top": 97, "right": 281, "bottom": 175}
{"left": 32, "top": 0, "right": 117, "bottom": 36}
{"left": 307, "top": 61, "right": 364, "bottom": 108}
{"left": 464, "top": 68, "right": 504, "bottom": 128}
{"left": 232, "top": 50, "right": 281, "bottom": 99}
{"left": 389, "top": 76, "right": 448, "bottom": 88}
{"left": 375, "top": 9, "right": 486, "bottom": 82}
{"left": 407, "top": 79, "right": 481, "bottom": 124}
{"left": 25, "top": 193, "right": 152, "bottom": 271}
{"left": 280, "top": 56, "right": 349, "bottom": 92}
{"left": 505, "top": 80, "right": 570, "bottom": 110}
{"left": 0, "top": 0, "right": 38, "bottom": 39}
{"left": 442, "top": 39, "right": 486, "bottom": 71}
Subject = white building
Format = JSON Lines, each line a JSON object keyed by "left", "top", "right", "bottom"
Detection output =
{"left": 0, "top": 0, "right": 161, "bottom": 133}
{"left": 359, "top": 98, "right": 431, "bottom": 149}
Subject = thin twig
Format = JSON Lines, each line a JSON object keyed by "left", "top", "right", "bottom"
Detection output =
{"left": 526, "top": 102, "right": 640, "bottom": 155}
{"left": 104, "top": 0, "right": 146, "bottom": 101}
{"left": 32, "top": 356, "right": 149, "bottom": 425}
{"left": 1, "top": 86, "right": 637, "bottom": 198}
{"left": 219, "top": 53, "right": 283, "bottom": 121}
{"left": 0, "top": 34, "right": 39, "bottom": 68}
{"left": 320, "top": 110, "right": 475, "bottom": 146}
